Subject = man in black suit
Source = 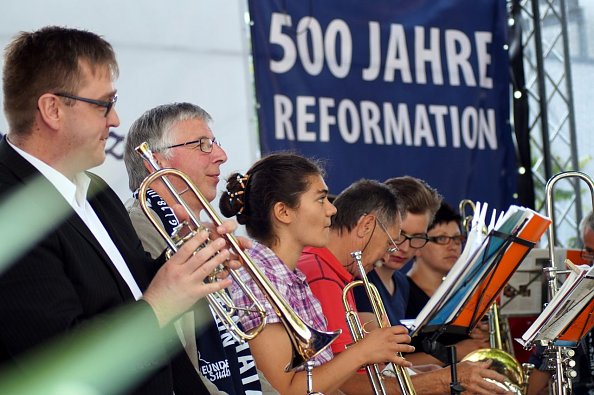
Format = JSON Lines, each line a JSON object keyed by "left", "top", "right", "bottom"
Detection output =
{"left": 0, "top": 26, "right": 239, "bottom": 394}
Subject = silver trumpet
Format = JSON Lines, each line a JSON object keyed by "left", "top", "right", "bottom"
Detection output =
{"left": 342, "top": 250, "right": 416, "bottom": 395}
{"left": 135, "top": 142, "right": 340, "bottom": 375}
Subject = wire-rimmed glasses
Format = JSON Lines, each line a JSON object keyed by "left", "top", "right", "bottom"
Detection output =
{"left": 375, "top": 218, "right": 400, "bottom": 254}
{"left": 163, "top": 137, "right": 221, "bottom": 153}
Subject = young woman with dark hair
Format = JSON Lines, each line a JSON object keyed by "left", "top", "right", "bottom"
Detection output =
{"left": 219, "top": 153, "right": 413, "bottom": 395}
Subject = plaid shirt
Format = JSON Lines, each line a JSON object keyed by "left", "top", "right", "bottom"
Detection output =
{"left": 230, "top": 241, "right": 334, "bottom": 367}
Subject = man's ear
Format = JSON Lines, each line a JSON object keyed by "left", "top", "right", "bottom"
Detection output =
{"left": 355, "top": 213, "right": 375, "bottom": 238}
{"left": 147, "top": 152, "right": 168, "bottom": 171}
{"left": 272, "top": 201, "right": 293, "bottom": 225}
{"left": 37, "top": 94, "right": 61, "bottom": 130}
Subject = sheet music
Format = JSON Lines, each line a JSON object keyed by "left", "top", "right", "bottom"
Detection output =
{"left": 408, "top": 203, "right": 492, "bottom": 334}
{"left": 409, "top": 205, "right": 534, "bottom": 335}
{"left": 429, "top": 208, "right": 528, "bottom": 325}
{"left": 520, "top": 262, "right": 594, "bottom": 346}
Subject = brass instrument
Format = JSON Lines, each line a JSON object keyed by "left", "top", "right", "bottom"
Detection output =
{"left": 541, "top": 171, "right": 594, "bottom": 395}
{"left": 458, "top": 199, "right": 532, "bottom": 394}
{"left": 342, "top": 250, "right": 416, "bottom": 395}
{"left": 458, "top": 199, "right": 476, "bottom": 235}
{"left": 459, "top": 199, "right": 489, "bottom": 236}
{"left": 135, "top": 142, "right": 340, "bottom": 374}
{"left": 462, "top": 302, "right": 531, "bottom": 394}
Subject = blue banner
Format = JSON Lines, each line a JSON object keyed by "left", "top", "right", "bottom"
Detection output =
{"left": 248, "top": 0, "right": 517, "bottom": 210}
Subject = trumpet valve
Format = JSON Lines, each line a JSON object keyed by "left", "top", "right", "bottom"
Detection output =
{"left": 566, "top": 368, "right": 578, "bottom": 379}
{"left": 165, "top": 220, "right": 228, "bottom": 283}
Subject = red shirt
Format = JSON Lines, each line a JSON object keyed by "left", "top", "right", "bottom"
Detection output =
{"left": 298, "top": 247, "right": 357, "bottom": 354}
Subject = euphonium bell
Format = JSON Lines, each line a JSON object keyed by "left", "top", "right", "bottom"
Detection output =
{"left": 135, "top": 142, "right": 340, "bottom": 373}
{"left": 462, "top": 303, "right": 529, "bottom": 395}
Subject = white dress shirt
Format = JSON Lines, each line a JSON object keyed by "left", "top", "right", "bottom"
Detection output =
{"left": 8, "top": 140, "right": 142, "bottom": 300}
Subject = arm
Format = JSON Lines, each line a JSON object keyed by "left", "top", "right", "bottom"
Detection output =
{"left": 527, "top": 369, "right": 550, "bottom": 395}
{"left": 339, "top": 360, "right": 510, "bottom": 395}
{"left": 405, "top": 336, "right": 490, "bottom": 367}
{"left": 248, "top": 323, "right": 414, "bottom": 395}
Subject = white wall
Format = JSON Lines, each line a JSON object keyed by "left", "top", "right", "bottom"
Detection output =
{"left": 0, "top": 0, "right": 259, "bottom": 202}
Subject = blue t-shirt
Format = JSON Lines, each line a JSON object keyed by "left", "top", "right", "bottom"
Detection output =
{"left": 354, "top": 269, "right": 410, "bottom": 325}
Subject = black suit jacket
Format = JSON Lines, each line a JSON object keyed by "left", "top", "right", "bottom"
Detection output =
{"left": 0, "top": 137, "right": 208, "bottom": 394}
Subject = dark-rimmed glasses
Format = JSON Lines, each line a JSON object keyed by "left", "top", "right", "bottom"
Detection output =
{"left": 163, "top": 137, "right": 221, "bottom": 153}
{"left": 395, "top": 232, "right": 429, "bottom": 249}
{"left": 375, "top": 218, "right": 400, "bottom": 254}
{"left": 427, "top": 235, "right": 466, "bottom": 246}
{"left": 54, "top": 92, "right": 118, "bottom": 117}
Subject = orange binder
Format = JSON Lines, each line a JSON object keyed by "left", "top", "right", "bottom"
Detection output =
{"left": 450, "top": 210, "right": 551, "bottom": 330}
{"left": 556, "top": 297, "right": 594, "bottom": 344}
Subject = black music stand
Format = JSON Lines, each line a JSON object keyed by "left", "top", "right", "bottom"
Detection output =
{"left": 409, "top": 205, "right": 549, "bottom": 364}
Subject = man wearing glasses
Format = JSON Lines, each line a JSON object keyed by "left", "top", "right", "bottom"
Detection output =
{"left": 405, "top": 202, "right": 490, "bottom": 366}
{"left": 123, "top": 102, "right": 277, "bottom": 395}
{"left": 0, "top": 26, "right": 239, "bottom": 395}
{"left": 297, "top": 179, "right": 509, "bottom": 395}
{"left": 354, "top": 176, "right": 441, "bottom": 330}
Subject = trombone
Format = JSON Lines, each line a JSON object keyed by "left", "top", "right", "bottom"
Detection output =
{"left": 135, "top": 142, "right": 340, "bottom": 373}
{"left": 342, "top": 250, "right": 416, "bottom": 395}
{"left": 542, "top": 171, "right": 594, "bottom": 395}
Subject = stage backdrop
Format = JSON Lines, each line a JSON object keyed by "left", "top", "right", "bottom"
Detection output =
{"left": 248, "top": 0, "right": 517, "bottom": 210}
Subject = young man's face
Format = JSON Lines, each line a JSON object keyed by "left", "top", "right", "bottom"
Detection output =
{"left": 381, "top": 211, "right": 431, "bottom": 270}
{"left": 415, "top": 221, "right": 463, "bottom": 277}
{"left": 59, "top": 61, "right": 120, "bottom": 177}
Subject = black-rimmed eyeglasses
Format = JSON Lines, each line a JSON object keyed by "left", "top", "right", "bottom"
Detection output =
{"left": 375, "top": 218, "right": 400, "bottom": 254}
{"left": 163, "top": 137, "right": 221, "bottom": 153}
{"left": 395, "top": 232, "right": 429, "bottom": 249}
{"left": 54, "top": 92, "right": 118, "bottom": 117}
{"left": 427, "top": 235, "right": 466, "bottom": 246}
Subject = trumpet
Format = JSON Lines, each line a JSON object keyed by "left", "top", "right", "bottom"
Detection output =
{"left": 135, "top": 142, "right": 340, "bottom": 373}
{"left": 342, "top": 250, "right": 416, "bottom": 395}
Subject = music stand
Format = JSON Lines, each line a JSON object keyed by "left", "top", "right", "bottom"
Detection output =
{"left": 409, "top": 205, "right": 551, "bottom": 364}
{"left": 519, "top": 261, "right": 594, "bottom": 348}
